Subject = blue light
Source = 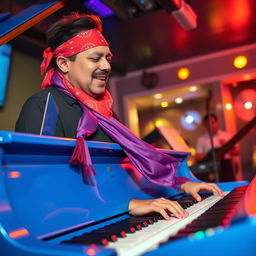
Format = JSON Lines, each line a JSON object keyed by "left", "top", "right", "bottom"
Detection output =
{"left": 84, "top": 0, "right": 114, "bottom": 18}
{"left": 181, "top": 110, "right": 201, "bottom": 130}
{"left": 0, "top": 44, "right": 12, "bottom": 107}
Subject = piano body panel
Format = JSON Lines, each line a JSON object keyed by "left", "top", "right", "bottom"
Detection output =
{"left": 0, "top": 226, "right": 116, "bottom": 256}
{"left": 0, "top": 131, "right": 198, "bottom": 255}
{"left": 0, "top": 131, "right": 251, "bottom": 256}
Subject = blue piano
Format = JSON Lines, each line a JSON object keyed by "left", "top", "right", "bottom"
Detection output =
{"left": 0, "top": 131, "right": 255, "bottom": 256}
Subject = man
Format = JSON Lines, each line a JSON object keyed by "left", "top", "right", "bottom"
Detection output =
{"left": 196, "top": 113, "right": 238, "bottom": 181}
{"left": 15, "top": 13, "right": 223, "bottom": 220}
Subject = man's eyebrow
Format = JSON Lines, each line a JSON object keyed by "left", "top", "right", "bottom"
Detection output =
{"left": 88, "top": 51, "right": 113, "bottom": 57}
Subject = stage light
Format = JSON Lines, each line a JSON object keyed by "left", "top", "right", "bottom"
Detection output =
{"left": 225, "top": 103, "right": 232, "bottom": 110}
{"left": 181, "top": 110, "right": 201, "bottom": 130}
{"left": 189, "top": 86, "right": 198, "bottom": 92}
{"left": 153, "top": 93, "right": 163, "bottom": 99}
{"left": 244, "top": 101, "right": 253, "bottom": 109}
{"left": 84, "top": 0, "right": 114, "bottom": 18}
{"left": 155, "top": 120, "right": 164, "bottom": 127}
{"left": 161, "top": 101, "right": 169, "bottom": 108}
{"left": 177, "top": 67, "right": 190, "bottom": 80}
{"left": 185, "top": 115, "right": 194, "bottom": 124}
{"left": 233, "top": 55, "right": 247, "bottom": 69}
{"left": 156, "top": 0, "right": 197, "bottom": 30}
{"left": 234, "top": 89, "right": 256, "bottom": 121}
{"left": 175, "top": 97, "right": 183, "bottom": 104}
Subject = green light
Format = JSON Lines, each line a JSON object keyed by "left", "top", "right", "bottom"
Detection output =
{"left": 194, "top": 231, "right": 205, "bottom": 239}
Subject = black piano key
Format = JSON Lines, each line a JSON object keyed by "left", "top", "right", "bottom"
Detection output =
{"left": 62, "top": 236, "right": 109, "bottom": 246}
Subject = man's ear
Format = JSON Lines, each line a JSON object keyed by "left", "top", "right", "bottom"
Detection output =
{"left": 56, "top": 56, "right": 69, "bottom": 73}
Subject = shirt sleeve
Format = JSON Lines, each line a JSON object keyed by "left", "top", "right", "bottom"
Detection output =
{"left": 15, "top": 95, "right": 46, "bottom": 135}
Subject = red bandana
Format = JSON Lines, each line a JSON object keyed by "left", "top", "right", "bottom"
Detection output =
{"left": 60, "top": 73, "right": 113, "bottom": 119}
{"left": 40, "top": 29, "right": 109, "bottom": 89}
{"left": 40, "top": 29, "right": 109, "bottom": 74}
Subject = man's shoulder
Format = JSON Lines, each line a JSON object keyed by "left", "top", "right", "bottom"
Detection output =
{"left": 26, "top": 87, "right": 57, "bottom": 100}
{"left": 198, "top": 132, "right": 209, "bottom": 141}
{"left": 27, "top": 87, "right": 73, "bottom": 104}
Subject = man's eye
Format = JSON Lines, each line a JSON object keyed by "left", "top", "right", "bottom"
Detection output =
{"left": 90, "top": 58, "right": 100, "bottom": 62}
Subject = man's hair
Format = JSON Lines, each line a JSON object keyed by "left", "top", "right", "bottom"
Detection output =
{"left": 203, "top": 113, "right": 218, "bottom": 124}
{"left": 46, "top": 12, "right": 102, "bottom": 66}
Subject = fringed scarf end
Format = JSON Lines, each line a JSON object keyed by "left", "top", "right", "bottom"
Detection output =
{"left": 70, "top": 137, "right": 96, "bottom": 183}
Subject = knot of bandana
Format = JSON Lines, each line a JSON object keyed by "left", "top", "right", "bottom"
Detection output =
{"left": 40, "top": 28, "right": 109, "bottom": 88}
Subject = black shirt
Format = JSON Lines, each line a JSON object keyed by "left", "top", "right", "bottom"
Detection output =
{"left": 15, "top": 87, "right": 114, "bottom": 142}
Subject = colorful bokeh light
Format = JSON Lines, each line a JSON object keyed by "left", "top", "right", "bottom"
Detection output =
{"left": 233, "top": 55, "right": 247, "bottom": 69}
{"left": 225, "top": 103, "right": 232, "bottom": 110}
{"left": 177, "top": 67, "right": 190, "bottom": 80}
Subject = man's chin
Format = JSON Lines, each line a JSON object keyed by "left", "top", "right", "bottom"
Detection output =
{"left": 92, "top": 89, "right": 105, "bottom": 98}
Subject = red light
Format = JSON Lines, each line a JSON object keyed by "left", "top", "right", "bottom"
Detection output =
{"left": 9, "top": 228, "right": 29, "bottom": 239}
{"left": 101, "top": 238, "right": 108, "bottom": 245}
{"left": 172, "top": 0, "right": 181, "bottom": 8}
{"left": 120, "top": 231, "right": 126, "bottom": 237}
{"left": 8, "top": 171, "right": 21, "bottom": 178}
{"left": 86, "top": 248, "right": 96, "bottom": 256}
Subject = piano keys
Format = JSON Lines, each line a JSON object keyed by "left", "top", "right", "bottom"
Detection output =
{"left": 0, "top": 131, "right": 255, "bottom": 256}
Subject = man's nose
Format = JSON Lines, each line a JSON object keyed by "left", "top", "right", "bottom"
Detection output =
{"left": 100, "top": 59, "right": 111, "bottom": 71}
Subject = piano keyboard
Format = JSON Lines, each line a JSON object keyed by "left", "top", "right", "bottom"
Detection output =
{"left": 60, "top": 186, "right": 246, "bottom": 256}
{"left": 106, "top": 193, "right": 227, "bottom": 256}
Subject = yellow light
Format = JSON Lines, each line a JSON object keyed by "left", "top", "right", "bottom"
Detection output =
{"left": 177, "top": 67, "right": 190, "bottom": 80}
{"left": 190, "top": 147, "right": 196, "bottom": 156}
{"left": 189, "top": 86, "right": 198, "bottom": 92}
{"left": 155, "top": 120, "right": 164, "bottom": 127}
{"left": 161, "top": 101, "right": 169, "bottom": 108}
{"left": 225, "top": 103, "right": 232, "bottom": 110}
{"left": 233, "top": 55, "right": 247, "bottom": 69}
{"left": 175, "top": 97, "right": 183, "bottom": 104}
{"left": 244, "top": 101, "right": 252, "bottom": 109}
{"left": 153, "top": 93, "right": 163, "bottom": 99}
{"left": 187, "top": 159, "right": 193, "bottom": 166}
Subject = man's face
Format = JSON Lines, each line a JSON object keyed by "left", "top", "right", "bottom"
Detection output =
{"left": 65, "top": 46, "right": 112, "bottom": 98}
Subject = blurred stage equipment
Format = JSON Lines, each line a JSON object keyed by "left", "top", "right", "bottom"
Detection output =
{"left": 0, "top": 0, "right": 68, "bottom": 46}
{"left": 141, "top": 70, "right": 159, "bottom": 89}
{"left": 100, "top": 0, "right": 158, "bottom": 20}
{"left": 142, "top": 126, "right": 190, "bottom": 151}
{"left": 156, "top": 0, "right": 197, "bottom": 30}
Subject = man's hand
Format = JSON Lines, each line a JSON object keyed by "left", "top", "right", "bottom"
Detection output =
{"left": 128, "top": 198, "right": 188, "bottom": 220}
{"left": 181, "top": 181, "right": 224, "bottom": 201}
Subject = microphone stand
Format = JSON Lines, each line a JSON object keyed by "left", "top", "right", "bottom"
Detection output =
{"left": 206, "top": 91, "right": 219, "bottom": 182}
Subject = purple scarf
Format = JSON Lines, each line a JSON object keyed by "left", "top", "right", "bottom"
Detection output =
{"left": 51, "top": 72, "right": 189, "bottom": 187}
